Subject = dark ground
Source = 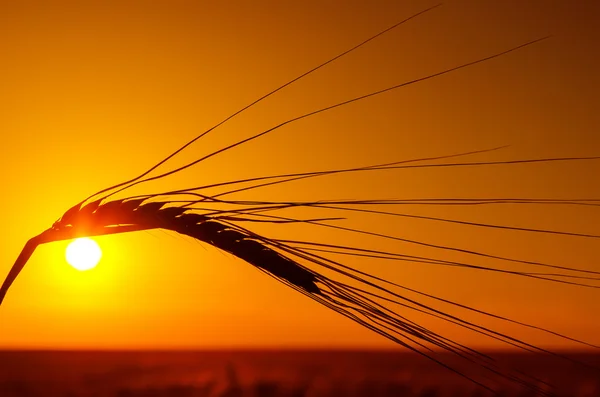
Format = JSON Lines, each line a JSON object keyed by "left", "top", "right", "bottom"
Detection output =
{"left": 0, "top": 350, "right": 598, "bottom": 397}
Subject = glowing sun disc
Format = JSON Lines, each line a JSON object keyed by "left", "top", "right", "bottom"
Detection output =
{"left": 66, "top": 238, "right": 102, "bottom": 271}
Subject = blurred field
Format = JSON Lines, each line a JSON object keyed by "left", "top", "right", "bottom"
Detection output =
{"left": 0, "top": 350, "right": 598, "bottom": 397}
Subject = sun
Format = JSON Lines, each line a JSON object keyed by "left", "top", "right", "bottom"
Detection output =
{"left": 65, "top": 238, "right": 102, "bottom": 271}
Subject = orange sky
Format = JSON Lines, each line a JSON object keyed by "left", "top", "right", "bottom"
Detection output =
{"left": 1, "top": 1, "right": 599, "bottom": 350}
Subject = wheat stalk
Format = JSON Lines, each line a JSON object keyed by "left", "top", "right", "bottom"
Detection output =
{"left": 1, "top": 4, "right": 599, "bottom": 396}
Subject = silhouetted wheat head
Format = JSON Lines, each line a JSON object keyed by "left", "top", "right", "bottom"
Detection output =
{"left": 1, "top": 4, "right": 598, "bottom": 396}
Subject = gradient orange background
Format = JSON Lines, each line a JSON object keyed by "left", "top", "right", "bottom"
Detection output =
{"left": 1, "top": 1, "right": 599, "bottom": 350}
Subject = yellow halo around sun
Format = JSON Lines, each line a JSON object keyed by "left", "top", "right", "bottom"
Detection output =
{"left": 66, "top": 238, "right": 102, "bottom": 271}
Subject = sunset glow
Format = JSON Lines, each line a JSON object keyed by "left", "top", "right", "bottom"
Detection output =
{"left": 0, "top": 1, "right": 598, "bottom": 352}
